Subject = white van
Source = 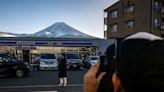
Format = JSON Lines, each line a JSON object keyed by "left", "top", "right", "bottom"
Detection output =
{"left": 39, "top": 52, "right": 58, "bottom": 70}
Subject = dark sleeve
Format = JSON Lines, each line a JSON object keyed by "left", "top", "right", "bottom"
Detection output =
{"left": 97, "top": 74, "right": 114, "bottom": 92}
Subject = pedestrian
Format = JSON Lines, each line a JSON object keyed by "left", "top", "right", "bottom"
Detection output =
{"left": 58, "top": 53, "right": 67, "bottom": 86}
{"left": 33, "top": 54, "right": 40, "bottom": 71}
{"left": 84, "top": 32, "right": 164, "bottom": 92}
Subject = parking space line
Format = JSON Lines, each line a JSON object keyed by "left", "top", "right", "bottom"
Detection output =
{"left": 0, "top": 84, "right": 83, "bottom": 89}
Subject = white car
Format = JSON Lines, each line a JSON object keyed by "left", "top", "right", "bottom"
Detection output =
{"left": 88, "top": 55, "right": 99, "bottom": 66}
{"left": 39, "top": 52, "right": 58, "bottom": 70}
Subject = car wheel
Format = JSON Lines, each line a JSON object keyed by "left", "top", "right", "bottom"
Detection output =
{"left": 15, "top": 69, "right": 24, "bottom": 78}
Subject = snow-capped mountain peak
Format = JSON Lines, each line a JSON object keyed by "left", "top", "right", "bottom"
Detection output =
{"left": 45, "top": 31, "right": 51, "bottom": 35}
{"left": 32, "top": 22, "right": 94, "bottom": 38}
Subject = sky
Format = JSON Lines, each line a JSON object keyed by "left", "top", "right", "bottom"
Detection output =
{"left": 0, "top": 0, "right": 118, "bottom": 38}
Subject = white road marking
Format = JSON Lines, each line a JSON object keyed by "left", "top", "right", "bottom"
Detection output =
{"left": 32, "top": 91, "right": 58, "bottom": 92}
{"left": 0, "top": 84, "right": 83, "bottom": 89}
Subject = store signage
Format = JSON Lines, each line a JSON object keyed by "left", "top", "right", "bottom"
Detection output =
{"left": 17, "top": 41, "right": 35, "bottom": 45}
{"left": 16, "top": 41, "right": 57, "bottom": 46}
{"left": 62, "top": 42, "right": 93, "bottom": 46}
{"left": 0, "top": 41, "right": 17, "bottom": 45}
{"left": 0, "top": 41, "right": 93, "bottom": 46}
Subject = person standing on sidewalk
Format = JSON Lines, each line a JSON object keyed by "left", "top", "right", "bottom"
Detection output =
{"left": 58, "top": 53, "right": 67, "bottom": 86}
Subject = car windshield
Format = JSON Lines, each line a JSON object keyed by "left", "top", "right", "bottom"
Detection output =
{"left": 90, "top": 57, "right": 98, "bottom": 60}
{"left": 0, "top": 54, "right": 17, "bottom": 62}
{"left": 40, "top": 54, "right": 56, "bottom": 59}
{"left": 65, "top": 54, "right": 80, "bottom": 59}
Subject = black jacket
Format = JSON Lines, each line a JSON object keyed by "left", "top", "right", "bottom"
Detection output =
{"left": 58, "top": 57, "right": 67, "bottom": 77}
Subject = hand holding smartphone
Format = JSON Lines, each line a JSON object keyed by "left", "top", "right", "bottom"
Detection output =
{"left": 96, "top": 55, "right": 110, "bottom": 77}
{"left": 99, "top": 56, "right": 109, "bottom": 72}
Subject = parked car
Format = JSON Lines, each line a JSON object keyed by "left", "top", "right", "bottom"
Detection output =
{"left": 0, "top": 53, "right": 30, "bottom": 78}
{"left": 83, "top": 60, "right": 91, "bottom": 69}
{"left": 39, "top": 52, "right": 58, "bottom": 70}
{"left": 65, "top": 53, "right": 83, "bottom": 69}
{"left": 88, "top": 55, "right": 99, "bottom": 66}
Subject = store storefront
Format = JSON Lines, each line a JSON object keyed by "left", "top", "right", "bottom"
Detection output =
{"left": 0, "top": 37, "right": 114, "bottom": 64}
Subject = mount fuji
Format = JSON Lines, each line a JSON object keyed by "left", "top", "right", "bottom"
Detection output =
{"left": 0, "top": 32, "right": 17, "bottom": 37}
{"left": 0, "top": 22, "right": 96, "bottom": 38}
{"left": 31, "top": 22, "right": 94, "bottom": 38}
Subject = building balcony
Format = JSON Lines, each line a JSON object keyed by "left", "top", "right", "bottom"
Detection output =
{"left": 104, "top": 31, "right": 107, "bottom": 39}
{"left": 104, "top": 18, "right": 107, "bottom": 25}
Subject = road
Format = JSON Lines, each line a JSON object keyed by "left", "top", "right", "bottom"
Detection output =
{"left": 0, "top": 69, "right": 88, "bottom": 92}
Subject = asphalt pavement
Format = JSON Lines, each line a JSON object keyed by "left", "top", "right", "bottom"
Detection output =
{"left": 0, "top": 69, "right": 87, "bottom": 92}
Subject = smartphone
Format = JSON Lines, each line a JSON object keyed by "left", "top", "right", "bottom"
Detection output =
{"left": 97, "top": 55, "right": 110, "bottom": 77}
{"left": 99, "top": 55, "right": 110, "bottom": 72}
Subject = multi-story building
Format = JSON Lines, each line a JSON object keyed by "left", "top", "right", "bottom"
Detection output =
{"left": 104, "top": 0, "right": 164, "bottom": 39}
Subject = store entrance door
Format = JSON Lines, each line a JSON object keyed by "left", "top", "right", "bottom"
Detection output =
{"left": 23, "top": 50, "right": 30, "bottom": 63}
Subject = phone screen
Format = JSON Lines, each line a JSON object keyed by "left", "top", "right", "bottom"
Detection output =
{"left": 99, "top": 56, "right": 109, "bottom": 72}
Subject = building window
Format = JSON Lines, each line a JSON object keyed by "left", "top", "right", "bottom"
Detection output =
{"left": 110, "top": 24, "right": 118, "bottom": 32}
{"left": 154, "top": 1, "right": 159, "bottom": 7}
{"left": 154, "top": 18, "right": 160, "bottom": 27}
{"left": 111, "top": 10, "right": 118, "bottom": 18}
{"left": 126, "top": 4, "right": 134, "bottom": 13}
{"left": 126, "top": 20, "right": 134, "bottom": 28}
{"left": 154, "top": 1, "right": 160, "bottom": 11}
